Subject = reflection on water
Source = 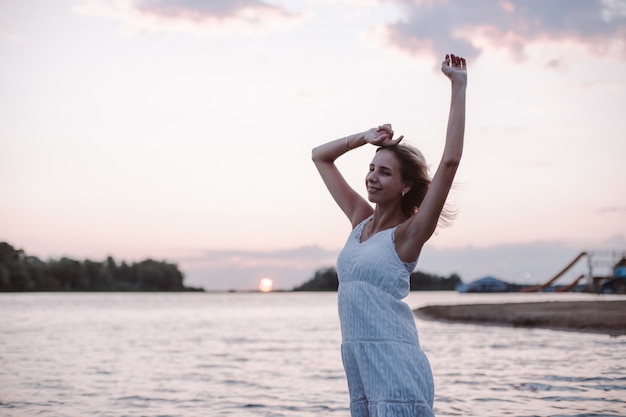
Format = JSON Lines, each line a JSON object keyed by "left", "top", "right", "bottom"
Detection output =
{"left": 0, "top": 292, "right": 625, "bottom": 416}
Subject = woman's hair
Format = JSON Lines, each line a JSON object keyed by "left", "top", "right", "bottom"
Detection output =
{"left": 376, "top": 143, "right": 455, "bottom": 227}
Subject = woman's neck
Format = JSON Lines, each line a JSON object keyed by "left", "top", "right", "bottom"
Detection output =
{"left": 371, "top": 205, "right": 406, "bottom": 231}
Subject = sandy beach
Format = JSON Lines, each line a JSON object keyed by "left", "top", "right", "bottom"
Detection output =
{"left": 415, "top": 300, "right": 626, "bottom": 336}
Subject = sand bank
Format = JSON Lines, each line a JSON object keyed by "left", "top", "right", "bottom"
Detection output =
{"left": 415, "top": 300, "right": 626, "bottom": 336}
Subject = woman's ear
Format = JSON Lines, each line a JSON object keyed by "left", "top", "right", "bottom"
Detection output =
{"left": 402, "top": 182, "right": 412, "bottom": 196}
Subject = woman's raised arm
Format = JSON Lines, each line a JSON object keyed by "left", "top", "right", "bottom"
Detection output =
{"left": 396, "top": 54, "right": 467, "bottom": 260}
{"left": 312, "top": 126, "right": 402, "bottom": 228}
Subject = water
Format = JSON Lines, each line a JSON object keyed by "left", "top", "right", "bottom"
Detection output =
{"left": 1, "top": 292, "right": 625, "bottom": 417}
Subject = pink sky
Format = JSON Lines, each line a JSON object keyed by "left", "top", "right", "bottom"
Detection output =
{"left": 1, "top": 0, "right": 625, "bottom": 290}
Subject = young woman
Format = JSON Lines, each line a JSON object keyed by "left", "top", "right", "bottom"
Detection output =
{"left": 311, "top": 54, "right": 467, "bottom": 416}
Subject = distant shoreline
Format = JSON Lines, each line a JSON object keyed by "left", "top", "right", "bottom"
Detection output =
{"left": 414, "top": 300, "right": 626, "bottom": 336}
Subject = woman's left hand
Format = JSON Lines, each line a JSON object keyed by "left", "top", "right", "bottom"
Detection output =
{"left": 441, "top": 53, "right": 467, "bottom": 85}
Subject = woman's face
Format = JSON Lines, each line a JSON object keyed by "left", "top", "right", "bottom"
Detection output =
{"left": 365, "top": 149, "right": 406, "bottom": 204}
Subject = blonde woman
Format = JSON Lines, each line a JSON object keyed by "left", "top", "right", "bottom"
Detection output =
{"left": 311, "top": 54, "right": 467, "bottom": 416}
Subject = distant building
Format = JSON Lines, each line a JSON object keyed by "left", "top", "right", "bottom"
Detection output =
{"left": 456, "top": 276, "right": 513, "bottom": 293}
{"left": 615, "top": 257, "right": 626, "bottom": 278}
{"left": 600, "top": 257, "right": 626, "bottom": 294}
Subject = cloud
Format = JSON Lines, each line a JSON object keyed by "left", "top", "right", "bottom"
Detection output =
{"left": 418, "top": 235, "right": 626, "bottom": 285}
{"left": 73, "top": 0, "right": 309, "bottom": 36}
{"left": 177, "top": 236, "right": 626, "bottom": 291}
{"left": 598, "top": 206, "right": 626, "bottom": 213}
{"left": 380, "top": 0, "right": 626, "bottom": 63}
{"left": 135, "top": 0, "right": 286, "bottom": 19}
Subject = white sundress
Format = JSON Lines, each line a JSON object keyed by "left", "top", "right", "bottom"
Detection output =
{"left": 337, "top": 215, "right": 435, "bottom": 417}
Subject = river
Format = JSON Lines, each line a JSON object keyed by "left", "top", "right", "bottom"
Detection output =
{"left": 1, "top": 291, "right": 624, "bottom": 416}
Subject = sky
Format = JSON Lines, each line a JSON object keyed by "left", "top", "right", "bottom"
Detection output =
{"left": 1, "top": 0, "right": 625, "bottom": 291}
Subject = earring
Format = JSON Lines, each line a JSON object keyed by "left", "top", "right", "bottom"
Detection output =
{"left": 401, "top": 191, "right": 405, "bottom": 197}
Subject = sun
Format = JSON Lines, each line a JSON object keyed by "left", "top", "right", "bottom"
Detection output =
{"left": 259, "top": 278, "right": 273, "bottom": 293}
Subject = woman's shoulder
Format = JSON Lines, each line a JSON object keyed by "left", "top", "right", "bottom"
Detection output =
{"left": 393, "top": 216, "right": 425, "bottom": 263}
{"left": 350, "top": 209, "right": 374, "bottom": 230}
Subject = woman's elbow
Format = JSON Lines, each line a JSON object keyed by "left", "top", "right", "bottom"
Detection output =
{"left": 311, "top": 146, "right": 326, "bottom": 163}
{"left": 441, "top": 156, "right": 461, "bottom": 169}
{"left": 311, "top": 147, "right": 320, "bottom": 163}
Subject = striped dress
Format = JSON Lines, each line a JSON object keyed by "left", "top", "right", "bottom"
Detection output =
{"left": 337, "top": 215, "right": 435, "bottom": 417}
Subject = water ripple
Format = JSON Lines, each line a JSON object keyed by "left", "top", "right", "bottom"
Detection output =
{"left": 1, "top": 292, "right": 625, "bottom": 417}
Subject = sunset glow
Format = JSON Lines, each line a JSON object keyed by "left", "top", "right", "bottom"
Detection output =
{"left": 259, "top": 278, "right": 273, "bottom": 293}
{"left": 1, "top": 1, "right": 624, "bottom": 291}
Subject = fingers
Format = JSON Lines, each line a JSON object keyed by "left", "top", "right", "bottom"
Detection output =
{"left": 444, "top": 53, "right": 467, "bottom": 68}
{"left": 455, "top": 54, "right": 466, "bottom": 68}
{"left": 366, "top": 123, "right": 404, "bottom": 146}
{"left": 372, "top": 124, "right": 403, "bottom": 146}
{"left": 377, "top": 124, "right": 394, "bottom": 138}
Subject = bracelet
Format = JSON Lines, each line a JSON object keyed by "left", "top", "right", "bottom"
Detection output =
{"left": 345, "top": 136, "right": 351, "bottom": 150}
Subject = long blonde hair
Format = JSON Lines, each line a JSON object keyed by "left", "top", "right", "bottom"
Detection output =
{"left": 376, "top": 143, "right": 455, "bottom": 226}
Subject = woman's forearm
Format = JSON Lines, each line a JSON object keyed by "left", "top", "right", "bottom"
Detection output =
{"left": 311, "top": 131, "right": 367, "bottom": 164}
{"left": 442, "top": 81, "right": 466, "bottom": 165}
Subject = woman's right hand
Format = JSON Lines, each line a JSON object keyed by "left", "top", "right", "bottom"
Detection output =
{"left": 364, "top": 124, "right": 404, "bottom": 147}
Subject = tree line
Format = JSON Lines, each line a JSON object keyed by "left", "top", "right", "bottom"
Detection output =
{"left": 293, "top": 266, "right": 462, "bottom": 291}
{"left": 0, "top": 242, "right": 201, "bottom": 292}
